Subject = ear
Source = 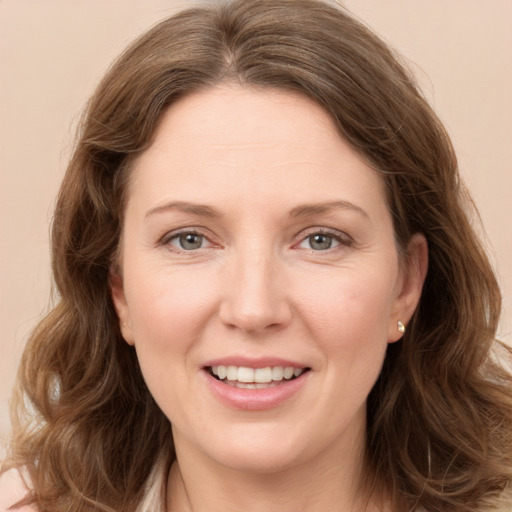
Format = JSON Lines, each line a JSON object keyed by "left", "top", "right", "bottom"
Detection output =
{"left": 109, "top": 269, "right": 135, "bottom": 346}
{"left": 388, "top": 233, "right": 428, "bottom": 343}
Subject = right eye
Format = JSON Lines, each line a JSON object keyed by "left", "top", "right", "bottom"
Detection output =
{"left": 165, "top": 231, "right": 209, "bottom": 251}
{"left": 301, "top": 233, "right": 339, "bottom": 251}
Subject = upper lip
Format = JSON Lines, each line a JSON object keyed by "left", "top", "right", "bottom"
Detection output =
{"left": 202, "top": 356, "right": 308, "bottom": 369}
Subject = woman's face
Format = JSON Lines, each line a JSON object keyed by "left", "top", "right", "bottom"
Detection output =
{"left": 112, "top": 85, "right": 426, "bottom": 474}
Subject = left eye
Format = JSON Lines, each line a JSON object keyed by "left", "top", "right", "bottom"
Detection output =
{"left": 169, "top": 232, "right": 207, "bottom": 250}
{"left": 299, "top": 233, "right": 341, "bottom": 251}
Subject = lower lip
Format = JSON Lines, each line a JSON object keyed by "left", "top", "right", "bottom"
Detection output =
{"left": 204, "top": 371, "right": 309, "bottom": 411}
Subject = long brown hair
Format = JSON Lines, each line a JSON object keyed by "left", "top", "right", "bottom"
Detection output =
{"left": 4, "top": 1, "right": 512, "bottom": 510}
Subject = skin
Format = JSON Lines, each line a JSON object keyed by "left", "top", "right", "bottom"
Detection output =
{"left": 111, "top": 84, "right": 428, "bottom": 512}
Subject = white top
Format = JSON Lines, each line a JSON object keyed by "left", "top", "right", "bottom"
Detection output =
{"left": 0, "top": 469, "right": 37, "bottom": 512}
{"left": 0, "top": 465, "right": 165, "bottom": 512}
{"left": 0, "top": 465, "right": 460, "bottom": 512}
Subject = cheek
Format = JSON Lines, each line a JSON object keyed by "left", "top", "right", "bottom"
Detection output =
{"left": 298, "top": 267, "right": 397, "bottom": 346}
{"left": 124, "top": 263, "right": 219, "bottom": 354}
{"left": 306, "top": 285, "right": 391, "bottom": 385}
{"left": 296, "top": 266, "right": 396, "bottom": 398}
{"left": 300, "top": 270, "right": 396, "bottom": 412}
{"left": 122, "top": 264, "right": 219, "bottom": 418}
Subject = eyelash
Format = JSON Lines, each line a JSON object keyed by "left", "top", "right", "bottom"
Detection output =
{"left": 160, "top": 229, "right": 214, "bottom": 252}
{"left": 159, "top": 227, "right": 353, "bottom": 253}
{"left": 294, "top": 227, "right": 353, "bottom": 252}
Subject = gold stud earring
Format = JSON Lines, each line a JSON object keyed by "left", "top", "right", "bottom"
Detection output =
{"left": 397, "top": 320, "right": 405, "bottom": 334}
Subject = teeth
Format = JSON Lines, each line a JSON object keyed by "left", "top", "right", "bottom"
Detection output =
{"left": 255, "top": 367, "right": 272, "bottom": 383}
{"left": 210, "top": 365, "right": 305, "bottom": 384}
{"left": 226, "top": 365, "right": 238, "bottom": 381}
{"left": 272, "top": 366, "right": 284, "bottom": 380}
{"left": 283, "top": 367, "right": 294, "bottom": 379}
{"left": 238, "top": 367, "right": 254, "bottom": 383}
{"left": 293, "top": 368, "right": 303, "bottom": 377}
{"left": 217, "top": 365, "right": 227, "bottom": 380}
{"left": 224, "top": 380, "right": 281, "bottom": 389}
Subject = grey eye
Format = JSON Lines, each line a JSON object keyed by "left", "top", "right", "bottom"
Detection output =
{"left": 308, "top": 234, "right": 333, "bottom": 250}
{"left": 178, "top": 233, "right": 204, "bottom": 250}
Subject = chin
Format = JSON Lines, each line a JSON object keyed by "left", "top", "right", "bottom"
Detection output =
{"left": 215, "top": 447, "right": 305, "bottom": 475}
{"left": 199, "top": 426, "right": 324, "bottom": 475}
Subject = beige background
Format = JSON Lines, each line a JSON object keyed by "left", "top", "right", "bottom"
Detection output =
{"left": 1, "top": 0, "right": 511, "bottom": 452}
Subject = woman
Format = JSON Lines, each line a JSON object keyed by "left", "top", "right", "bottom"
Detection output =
{"left": 1, "top": 0, "right": 511, "bottom": 510}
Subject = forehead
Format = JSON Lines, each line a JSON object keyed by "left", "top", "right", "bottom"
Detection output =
{"left": 127, "top": 84, "right": 388, "bottom": 219}
{"left": 151, "top": 84, "right": 340, "bottom": 145}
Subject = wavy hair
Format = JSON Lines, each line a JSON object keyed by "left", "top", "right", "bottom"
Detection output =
{"left": 4, "top": 0, "right": 512, "bottom": 510}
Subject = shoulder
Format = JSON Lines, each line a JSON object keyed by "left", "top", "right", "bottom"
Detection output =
{"left": 0, "top": 469, "right": 37, "bottom": 512}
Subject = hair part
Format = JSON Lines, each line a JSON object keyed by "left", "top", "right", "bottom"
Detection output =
{"left": 4, "top": 1, "right": 512, "bottom": 510}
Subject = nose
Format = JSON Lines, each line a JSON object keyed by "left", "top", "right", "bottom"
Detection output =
{"left": 218, "top": 246, "right": 292, "bottom": 334}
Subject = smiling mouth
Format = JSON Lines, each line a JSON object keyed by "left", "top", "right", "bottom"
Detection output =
{"left": 206, "top": 365, "right": 310, "bottom": 389}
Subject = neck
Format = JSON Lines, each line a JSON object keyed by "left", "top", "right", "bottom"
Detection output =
{"left": 166, "top": 426, "right": 386, "bottom": 512}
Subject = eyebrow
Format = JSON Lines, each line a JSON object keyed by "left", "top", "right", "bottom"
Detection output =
{"left": 144, "top": 199, "right": 369, "bottom": 221}
{"left": 145, "top": 201, "right": 220, "bottom": 219}
{"left": 289, "top": 201, "right": 369, "bottom": 219}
